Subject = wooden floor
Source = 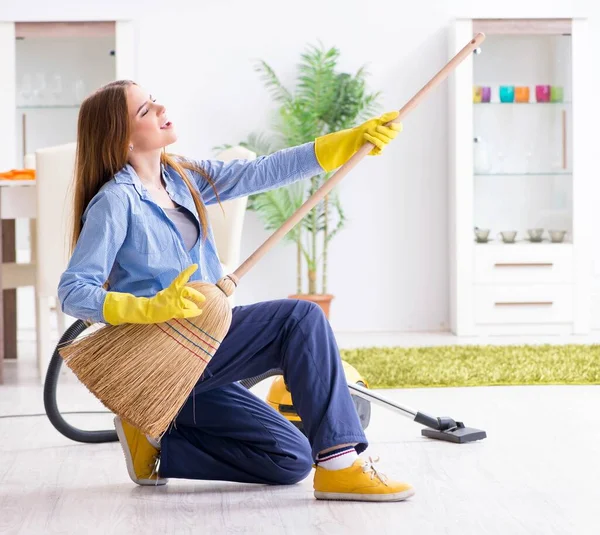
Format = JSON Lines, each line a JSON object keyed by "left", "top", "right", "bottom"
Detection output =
{"left": 1, "top": 339, "right": 598, "bottom": 535}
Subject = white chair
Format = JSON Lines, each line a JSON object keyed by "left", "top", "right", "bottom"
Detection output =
{"left": 32, "top": 143, "right": 252, "bottom": 378}
{"left": 206, "top": 145, "right": 254, "bottom": 285}
{"left": 34, "top": 143, "right": 76, "bottom": 379}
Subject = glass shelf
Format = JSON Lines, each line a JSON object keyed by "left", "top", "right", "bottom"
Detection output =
{"left": 474, "top": 101, "right": 571, "bottom": 106}
{"left": 17, "top": 105, "right": 80, "bottom": 110}
{"left": 474, "top": 240, "right": 572, "bottom": 246}
{"left": 475, "top": 171, "right": 571, "bottom": 177}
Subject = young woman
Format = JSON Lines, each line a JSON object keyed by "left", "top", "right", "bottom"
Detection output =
{"left": 58, "top": 80, "right": 414, "bottom": 502}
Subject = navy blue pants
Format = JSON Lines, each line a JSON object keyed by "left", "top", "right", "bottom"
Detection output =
{"left": 159, "top": 299, "right": 368, "bottom": 485}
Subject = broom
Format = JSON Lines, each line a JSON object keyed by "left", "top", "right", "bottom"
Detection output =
{"left": 59, "top": 33, "right": 485, "bottom": 439}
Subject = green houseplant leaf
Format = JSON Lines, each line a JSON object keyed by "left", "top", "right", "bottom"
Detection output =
{"left": 219, "top": 42, "right": 382, "bottom": 295}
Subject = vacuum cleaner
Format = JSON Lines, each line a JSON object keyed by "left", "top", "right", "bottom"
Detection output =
{"left": 44, "top": 319, "right": 487, "bottom": 445}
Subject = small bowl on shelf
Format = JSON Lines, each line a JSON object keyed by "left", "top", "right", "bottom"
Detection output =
{"left": 474, "top": 228, "right": 490, "bottom": 243}
{"left": 498, "top": 230, "right": 517, "bottom": 244}
{"left": 527, "top": 228, "right": 544, "bottom": 242}
{"left": 549, "top": 230, "right": 567, "bottom": 243}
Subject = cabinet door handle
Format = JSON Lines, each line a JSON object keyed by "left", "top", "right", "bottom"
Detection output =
{"left": 494, "top": 263, "right": 553, "bottom": 268}
{"left": 494, "top": 301, "right": 554, "bottom": 306}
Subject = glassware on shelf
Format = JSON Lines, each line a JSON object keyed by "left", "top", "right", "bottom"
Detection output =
{"left": 19, "top": 73, "right": 33, "bottom": 103}
{"left": 74, "top": 79, "right": 86, "bottom": 104}
{"left": 473, "top": 86, "right": 491, "bottom": 103}
{"left": 474, "top": 228, "right": 569, "bottom": 244}
{"left": 535, "top": 85, "right": 550, "bottom": 102}
{"left": 515, "top": 86, "right": 530, "bottom": 103}
{"left": 494, "top": 151, "right": 506, "bottom": 174}
{"left": 549, "top": 230, "right": 567, "bottom": 243}
{"left": 498, "top": 230, "right": 517, "bottom": 243}
{"left": 551, "top": 86, "right": 564, "bottom": 102}
{"left": 473, "top": 136, "right": 491, "bottom": 173}
{"left": 474, "top": 228, "right": 490, "bottom": 243}
{"left": 49, "top": 74, "right": 63, "bottom": 104}
{"left": 527, "top": 228, "right": 544, "bottom": 242}
{"left": 32, "top": 72, "right": 47, "bottom": 104}
{"left": 499, "top": 85, "right": 515, "bottom": 102}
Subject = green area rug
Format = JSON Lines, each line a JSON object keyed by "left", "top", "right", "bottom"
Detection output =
{"left": 339, "top": 344, "right": 600, "bottom": 388}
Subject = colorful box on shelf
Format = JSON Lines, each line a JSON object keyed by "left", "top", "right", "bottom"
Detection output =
{"left": 473, "top": 85, "right": 564, "bottom": 103}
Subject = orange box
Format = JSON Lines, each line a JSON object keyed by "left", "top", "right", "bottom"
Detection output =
{"left": 515, "top": 86, "right": 530, "bottom": 103}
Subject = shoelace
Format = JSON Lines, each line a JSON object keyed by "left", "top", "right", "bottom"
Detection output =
{"left": 148, "top": 453, "right": 162, "bottom": 485}
{"left": 146, "top": 434, "right": 163, "bottom": 485}
{"left": 362, "top": 456, "right": 389, "bottom": 486}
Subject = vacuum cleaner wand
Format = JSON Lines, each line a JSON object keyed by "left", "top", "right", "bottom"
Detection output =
{"left": 348, "top": 383, "right": 487, "bottom": 444}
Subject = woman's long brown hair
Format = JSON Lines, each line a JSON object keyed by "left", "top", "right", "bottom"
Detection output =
{"left": 70, "top": 80, "right": 221, "bottom": 255}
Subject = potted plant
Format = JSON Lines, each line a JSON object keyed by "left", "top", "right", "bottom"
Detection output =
{"left": 217, "top": 42, "right": 382, "bottom": 318}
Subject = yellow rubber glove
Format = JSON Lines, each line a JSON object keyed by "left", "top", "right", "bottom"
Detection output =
{"left": 102, "top": 264, "right": 206, "bottom": 325}
{"left": 314, "top": 111, "right": 402, "bottom": 172}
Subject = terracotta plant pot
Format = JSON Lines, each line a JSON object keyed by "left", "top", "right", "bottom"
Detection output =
{"left": 288, "top": 294, "right": 334, "bottom": 319}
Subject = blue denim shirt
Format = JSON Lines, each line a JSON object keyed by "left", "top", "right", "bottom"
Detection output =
{"left": 58, "top": 142, "right": 323, "bottom": 324}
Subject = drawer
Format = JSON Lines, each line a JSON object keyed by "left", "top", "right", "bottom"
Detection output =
{"left": 474, "top": 284, "right": 573, "bottom": 325}
{"left": 475, "top": 244, "right": 573, "bottom": 284}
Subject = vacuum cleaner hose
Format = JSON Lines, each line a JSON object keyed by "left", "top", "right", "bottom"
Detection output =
{"left": 44, "top": 321, "right": 284, "bottom": 444}
{"left": 44, "top": 319, "right": 118, "bottom": 443}
{"left": 238, "top": 368, "right": 283, "bottom": 389}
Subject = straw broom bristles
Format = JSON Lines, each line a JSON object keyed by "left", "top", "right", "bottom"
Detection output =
{"left": 59, "top": 277, "right": 236, "bottom": 438}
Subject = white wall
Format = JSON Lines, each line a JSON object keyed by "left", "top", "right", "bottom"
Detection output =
{"left": 2, "top": 0, "right": 599, "bottom": 337}
{"left": 135, "top": 0, "right": 456, "bottom": 334}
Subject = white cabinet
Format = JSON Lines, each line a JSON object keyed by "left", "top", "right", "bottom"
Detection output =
{"left": 0, "top": 21, "right": 136, "bottom": 172}
{"left": 474, "top": 284, "right": 574, "bottom": 325}
{"left": 449, "top": 18, "right": 593, "bottom": 336}
{"left": 474, "top": 243, "right": 574, "bottom": 285}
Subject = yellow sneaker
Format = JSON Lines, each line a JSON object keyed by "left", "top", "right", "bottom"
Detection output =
{"left": 313, "top": 457, "right": 414, "bottom": 502}
{"left": 114, "top": 416, "right": 167, "bottom": 486}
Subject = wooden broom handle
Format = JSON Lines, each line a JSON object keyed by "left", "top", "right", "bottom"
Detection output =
{"left": 232, "top": 33, "right": 485, "bottom": 281}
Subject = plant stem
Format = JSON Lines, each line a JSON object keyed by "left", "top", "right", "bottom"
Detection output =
{"left": 308, "top": 269, "right": 317, "bottom": 294}
{"left": 310, "top": 176, "right": 318, "bottom": 294}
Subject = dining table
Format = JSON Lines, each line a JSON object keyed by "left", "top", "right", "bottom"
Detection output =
{"left": 0, "top": 178, "right": 36, "bottom": 383}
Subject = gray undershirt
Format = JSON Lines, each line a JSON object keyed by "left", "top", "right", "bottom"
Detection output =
{"left": 164, "top": 205, "right": 199, "bottom": 251}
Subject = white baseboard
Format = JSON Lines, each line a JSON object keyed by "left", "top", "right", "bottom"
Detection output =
{"left": 19, "top": 326, "right": 600, "bottom": 354}
{"left": 333, "top": 329, "right": 600, "bottom": 349}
